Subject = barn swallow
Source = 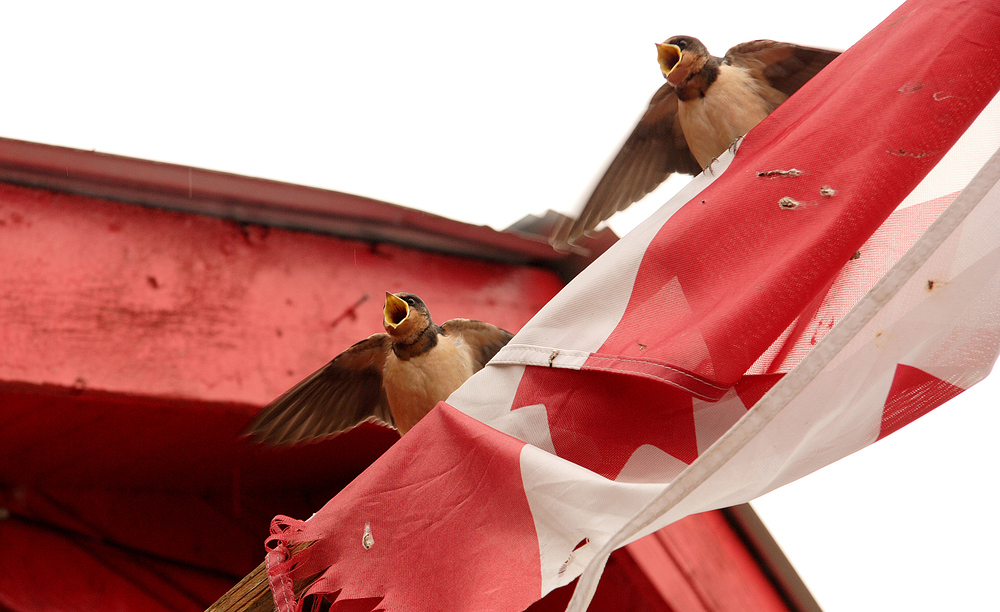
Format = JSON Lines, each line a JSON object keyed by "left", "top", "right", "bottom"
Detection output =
{"left": 551, "top": 36, "right": 839, "bottom": 246}
{"left": 243, "top": 292, "right": 513, "bottom": 444}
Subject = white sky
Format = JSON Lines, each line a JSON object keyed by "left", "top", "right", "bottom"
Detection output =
{"left": 3, "top": 1, "right": 998, "bottom": 610}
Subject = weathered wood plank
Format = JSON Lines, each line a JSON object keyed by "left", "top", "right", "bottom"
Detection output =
{"left": 0, "top": 181, "right": 562, "bottom": 404}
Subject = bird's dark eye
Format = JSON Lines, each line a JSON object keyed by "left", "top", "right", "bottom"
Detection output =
{"left": 677, "top": 40, "right": 687, "bottom": 49}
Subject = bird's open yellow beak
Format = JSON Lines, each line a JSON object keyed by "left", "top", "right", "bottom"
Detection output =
{"left": 384, "top": 292, "right": 409, "bottom": 329}
{"left": 656, "top": 43, "right": 682, "bottom": 79}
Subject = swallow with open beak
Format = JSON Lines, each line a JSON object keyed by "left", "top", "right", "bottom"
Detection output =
{"left": 552, "top": 36, "right": 840, "bottom": 246}
{"left": 243, "top": 292, "right": 514, "bottom": 444}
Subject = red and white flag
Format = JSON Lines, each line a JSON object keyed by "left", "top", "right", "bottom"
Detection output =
{"left": 266, "top": 0, "right": 1000, "bottom": 609}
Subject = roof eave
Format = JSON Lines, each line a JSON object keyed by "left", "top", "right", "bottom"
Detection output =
{"left": 0, "top": 137, "right": 616, "bottom": 280}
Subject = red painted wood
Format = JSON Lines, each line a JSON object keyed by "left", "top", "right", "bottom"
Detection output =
{"left": 628, "top": 511, "right": 792, "bottom": 612}
{"left": 0, "top": 384, "right": 394, "bottom": 494}
{"left": 625, "top": 531, "right": 711, "bottom": 612}
{"left": 0, "top": 179, "right": 565, "bottom": 610}
{"left": 0, "top": 136, "right": 594, "bottom": 269}
{"left": 0, "top": 181, "right": 562, "bottom": 404}
{"left": 0, "top": 385, "right": 401, "bottom": 608}
{"left": 0, "top": 519, "right": 230, "bottom": 612}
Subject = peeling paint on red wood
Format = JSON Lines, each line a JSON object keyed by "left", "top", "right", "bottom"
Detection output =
{"left": 0, "top": 178, "right": 565, "bottom": 611}
{"left": 0, "top": 182, "right": 562, "bottom": 404}
{"left": 0, "top": 136, "right": 602, "bottom": 270}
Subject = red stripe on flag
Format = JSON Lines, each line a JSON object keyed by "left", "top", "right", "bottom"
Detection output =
{"left": 734, "top": 374, "right": 787, "bottom": 410}
{"left": 266, "top": 405, "right": 541, "bottom": 612}
{"left": 512, "top": 366, "right": 698, "bottom": 479}
{"left": 878, "top": 364, "right": 965, "bottom": 441}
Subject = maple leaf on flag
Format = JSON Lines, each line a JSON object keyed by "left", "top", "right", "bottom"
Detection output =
{"left": 263, "top": 0, "right": 1000, "bottom": 610}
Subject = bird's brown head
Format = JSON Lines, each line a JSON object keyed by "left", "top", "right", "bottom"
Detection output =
{"left": 657, "top": 35, "right": 708, "bottom": 86}
{"left": 383, "top": 292, "right": 432, "bottom": 340}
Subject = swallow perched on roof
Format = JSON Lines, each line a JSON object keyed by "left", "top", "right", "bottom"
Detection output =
{"left": 552, "top": 36, "right": 840, "bottom": 246}
{"left": 243, "top": 292, "right": 513, "bottom": 444}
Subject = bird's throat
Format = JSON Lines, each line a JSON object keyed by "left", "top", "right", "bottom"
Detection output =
{"left": 674, "top": 61, "right": 719, "bottom": 101}
{"left": 391, "top": 325, "right": 439, "bottom": 361}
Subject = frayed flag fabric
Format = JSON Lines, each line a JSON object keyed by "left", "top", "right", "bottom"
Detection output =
{"left": 264, "top": 0, "right": 1000, "bottom": 610}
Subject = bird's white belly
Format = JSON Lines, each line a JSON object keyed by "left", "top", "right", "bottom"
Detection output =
{"left": 383, "top": 336, "right": 474, "bottom": 433}
{"left": 678, "top": 65, "right": 785, "bottom": 167}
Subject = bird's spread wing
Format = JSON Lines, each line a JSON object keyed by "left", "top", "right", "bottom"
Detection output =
{"left": 242, "top": 333, "right": 394, "bottom": 446}
{"left": 724, "top": 40, "right": 840, "bottom": 97}
{"left": 552, "top": 82, "right": 702, "bottom": 247}
{"left": 441, "top": 319, "right": 514, "bottom": 369}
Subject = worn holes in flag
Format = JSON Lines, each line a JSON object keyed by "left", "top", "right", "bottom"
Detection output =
{"left": 559, "top": 538, "right": 591, "bottom": 575}
{"left": 362, "top": 522, "right": 374, "bottom": 550}
{"left": 756, "top": 168, "right": 802, "bottom": 178}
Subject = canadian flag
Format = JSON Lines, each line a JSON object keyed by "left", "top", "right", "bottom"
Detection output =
{"left": 265, "top": 0, "right": 1000, "bottom": 610}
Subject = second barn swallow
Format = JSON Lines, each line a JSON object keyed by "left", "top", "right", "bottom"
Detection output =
{"left": 552, "top": 36, "right": 840, "bottom": 246}
{"left": 244, "top": 292, "right": 513, "bottom": 444}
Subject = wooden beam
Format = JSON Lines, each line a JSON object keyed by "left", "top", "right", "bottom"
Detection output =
{"left": 0, "top": 137, "right": 617, "bottom": 279}
{"left": 624, "top": 509, "right": 804, "bottom": 612}
{"left": 0, "top": 180, "right": 562, "bottom": 405}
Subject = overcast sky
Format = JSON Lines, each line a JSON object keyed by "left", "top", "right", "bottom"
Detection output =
{"left": 3, "top": 1, "right": 998, "bottom": 610}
